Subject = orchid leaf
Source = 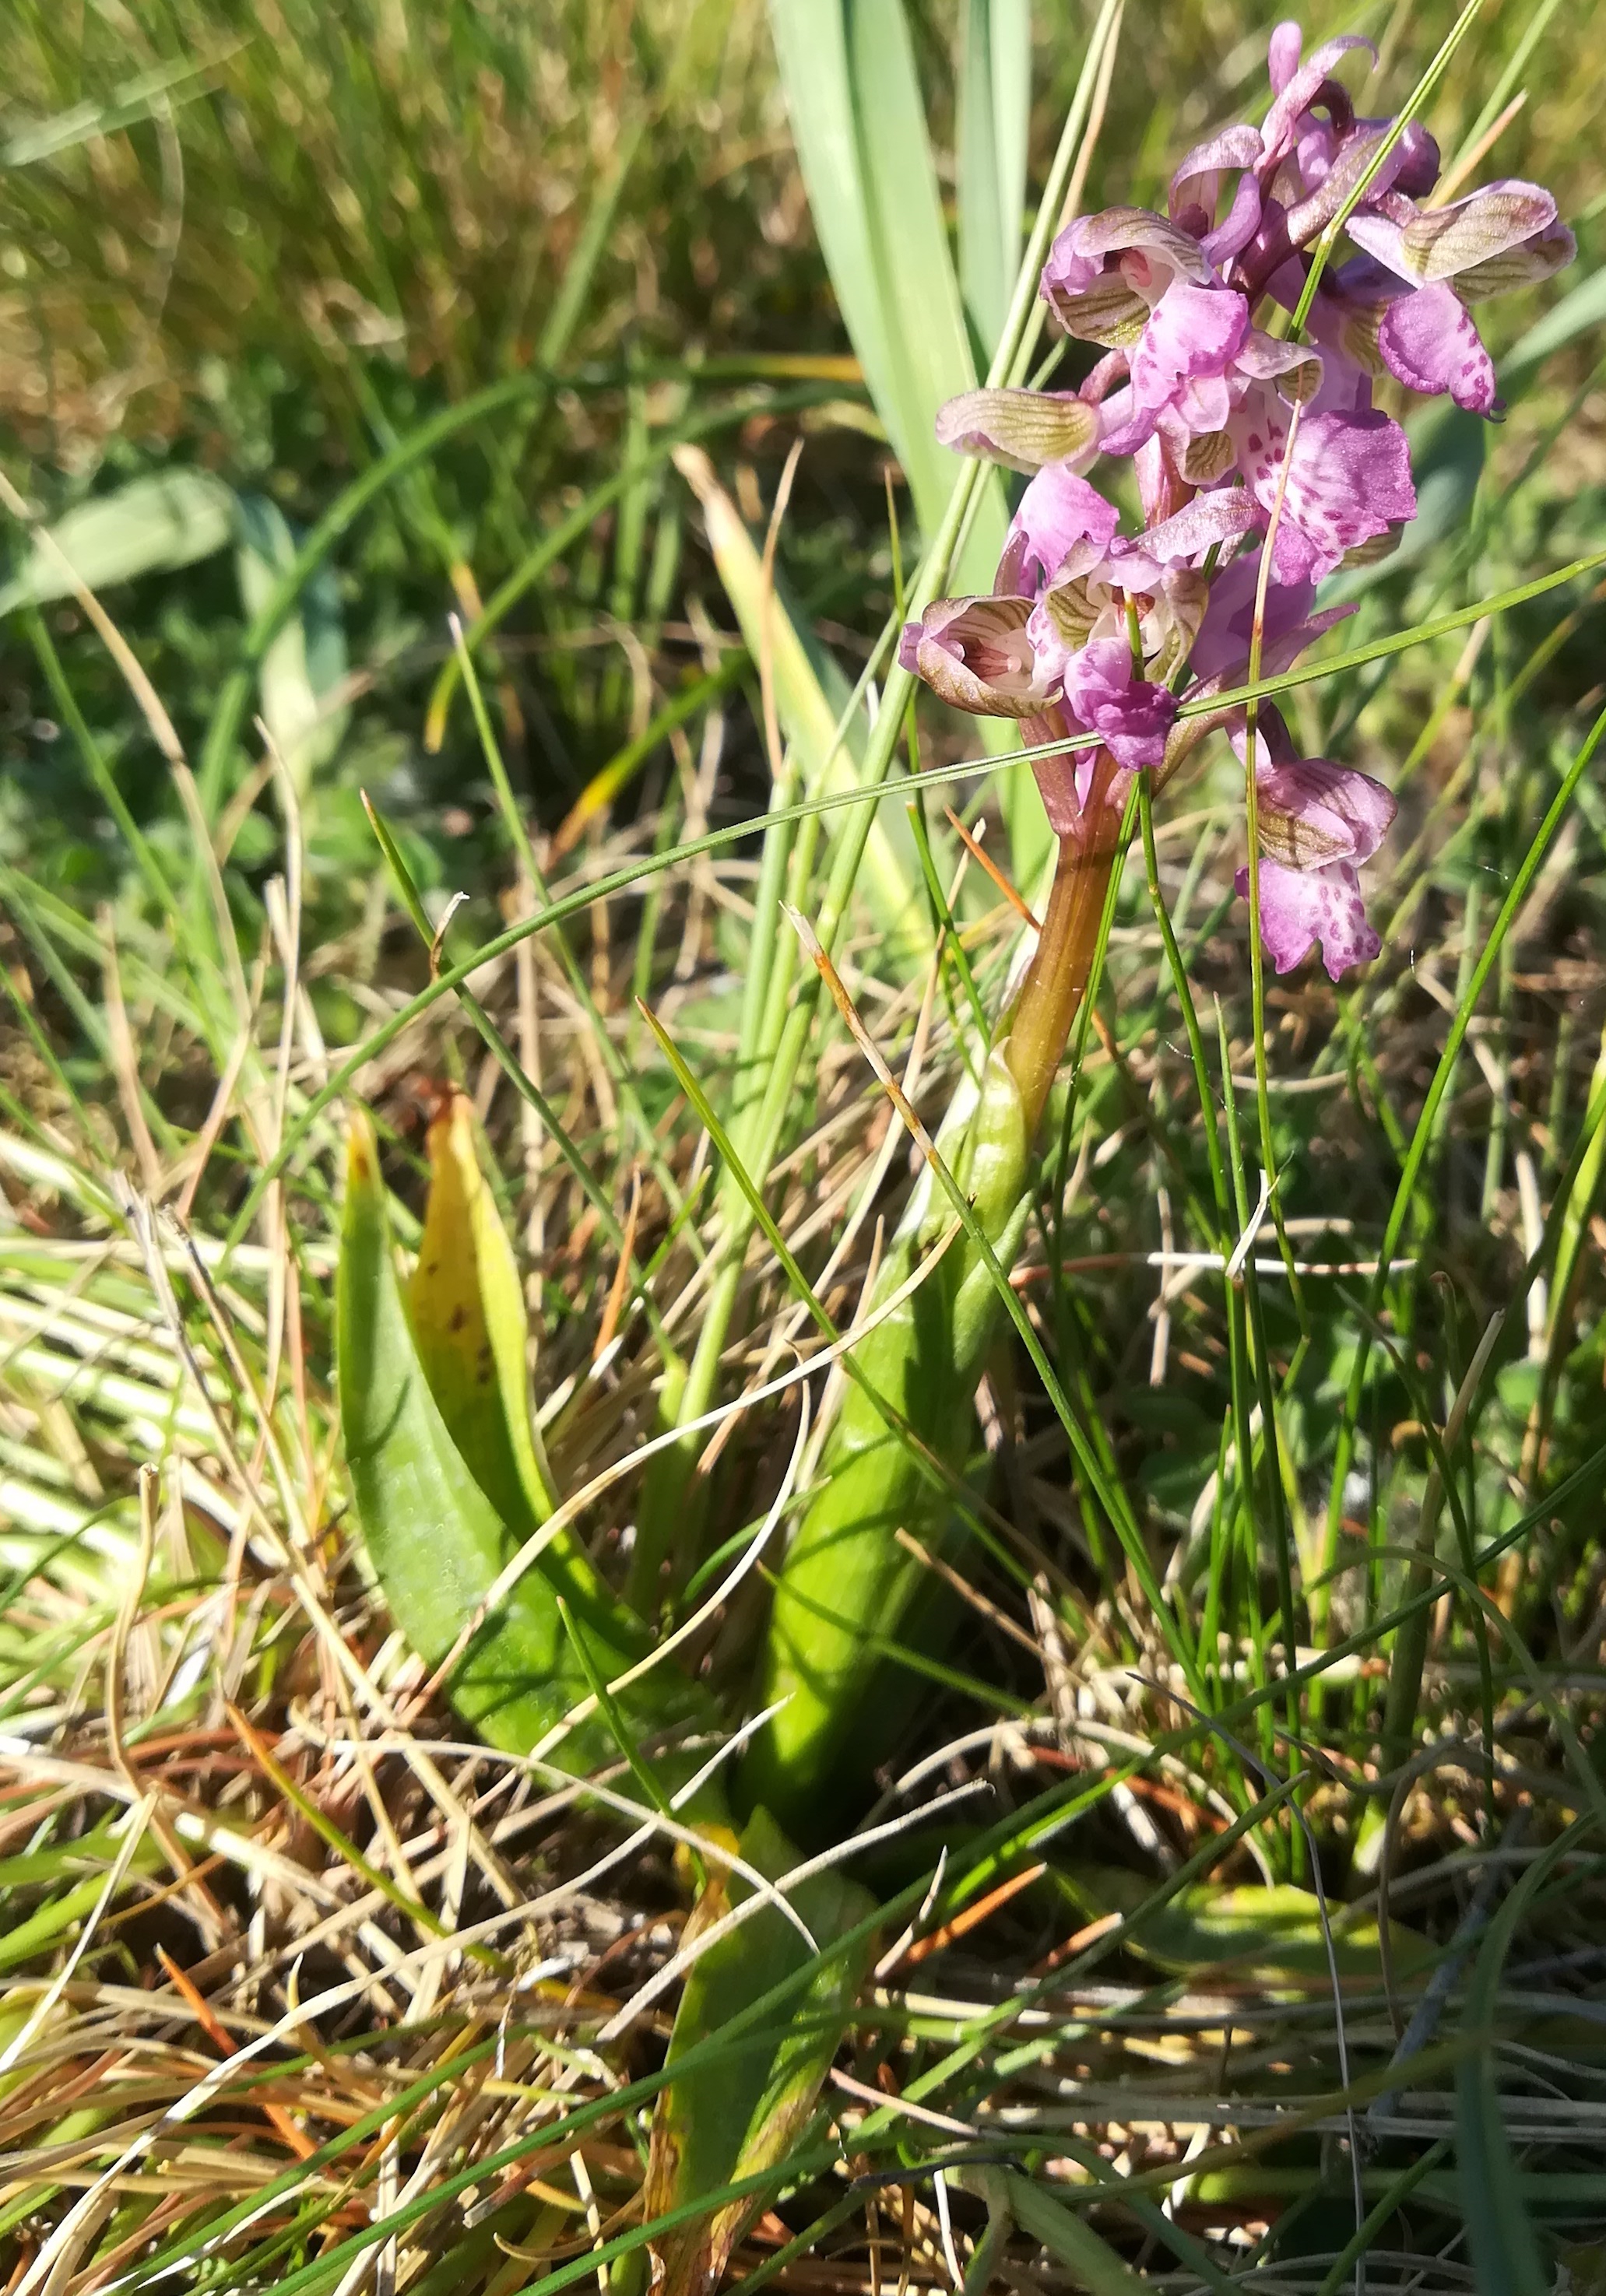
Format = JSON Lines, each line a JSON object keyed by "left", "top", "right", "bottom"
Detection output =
{"left": 337, "top": 1111, "right": 710, "bottom": 1765}
{"left": 0, "top": 470, "right": 237, "bottom": 616}
{"left": 1052, "top": 1869, "right": 1435, "bottom": 1984}
{"left": 234, "top": 493, "right": 349, "bottom": 792}
{"left": 644, "top": 1807, "right": 876, "bottom": 2296}
{"left": 407, "top": 1090, "right": 558, "bottom": 1535}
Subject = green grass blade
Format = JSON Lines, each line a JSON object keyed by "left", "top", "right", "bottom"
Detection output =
{"left": 766, "top": 0, "right": 1007, "bottom": 585}
{"left": 958, "top": 0, "right": 1031, "bottom": 360}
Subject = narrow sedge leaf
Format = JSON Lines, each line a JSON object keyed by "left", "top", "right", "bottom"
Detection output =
{"left": 644, "top": 1809, "right": 877, "bottom": 2296}
{"left": 337, "top": 1111, "right": 710, "bottom": 1764}
{"left": 408, "top": 1090, "right": 559, "bottom": 1532}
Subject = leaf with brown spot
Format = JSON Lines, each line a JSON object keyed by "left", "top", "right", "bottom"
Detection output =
{"left": 408, "top": 1089, "right": 557, "bottom": 1533}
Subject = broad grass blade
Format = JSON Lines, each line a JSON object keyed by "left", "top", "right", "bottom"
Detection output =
{"left": 958, "top": 0, "right": 1031, "bottom": 360}
{"left": 765, "top": 0, "right": 1007, "bottom": 586}
{"left": 643, "top": 1807, "right": 876, "bottom": 2296}
{"left": 964, "top": 2166, "right": 1149, "bottom": 2296}
{"left": 337, "top": 1112, "right": 708, "bottom": 1764}
{"left": 408, "top": 1091, "right": 558, "bottom": 1533}
{"left": 0, "top": 471, "right": 236, "bottom": 614}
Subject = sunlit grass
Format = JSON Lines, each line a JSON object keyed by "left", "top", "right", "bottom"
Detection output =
{"left": 1, "top": 0, "right": 1604, "bottom": 2290}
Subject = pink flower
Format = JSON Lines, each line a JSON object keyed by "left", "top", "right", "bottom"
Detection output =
{"left": 1060, "top": 637, "right": 1177, "bottom": 771}
{"left": 1234, "top": 735, "right": 1397, "bottom": 979}
{"left": 1342, "top": 183, "right": 1576, "bottom": 416}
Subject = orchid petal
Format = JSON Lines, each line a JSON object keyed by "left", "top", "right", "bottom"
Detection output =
{"left": 1236, "top": 855, "right": 1381, "bottom": 978}
{"left": 1169, "top": 124, "right": 1263, "bottom": 216}
{"left": 1061, "top": 637, "right": 1177, "bottom": 769}
{"left": 1344, "top": 209, "right": 1411, "bottom": 279}
{"left": 1109, "top": 486, "right": 1263, "bottom": 584}
{"left": 1256, "top": 760, "right": 1396, "bottom": 866}
{"left": 1457, "top": 221, "right": 1577, "bottom": 301}
{"left": 997, "top": 465, "right": 1122, "bottom": 598}
{"left": 1284, "top": 126, "right": 1410, "bottom": 248}
{"left": 1260, "top": 34, "right": 1376, "bottom": 170}
{"left": 1178, "top": 427, "right": 1238, "bottom": 485}
{"left": 1228, "top": 388, "right": 1415, "bottom": 576}
{"left": 1189, "top": 549, "right": 1353, "bottom": 681}
{"left": 1130, "top": 281, "right": 1250, "bottom": 413}
{"left": 1267, "top": 21, "right": 1303, "bottom": 95}
{"left": 902, "top": 595, "right": 1054, "bottom": 718}
{"left": 1390, "top": 121, "right": 1441, "bottom": 200}
{"left": 1376, "top": 282, "right": 1497, "bottom": 414}
{"left": 1135, "top": 433, "right": 1193, "bottom": 528}
{"left": 1398, "top": 180, "right": 1560, "bottom": 283}
{"left": 1041, "top": 209, "right": 1212, "bottom": 344}
{"left": 1234, "top": 328, "right": 1323, "bottom": 397}
{"left": 1202, "top": 170, "right": 1267, "bottom": 268}
{"left": 936, "top": 388, "right": 1100, "bottom": 475}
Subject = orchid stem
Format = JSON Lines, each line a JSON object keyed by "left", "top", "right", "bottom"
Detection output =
{"left": 1003, "top": 751, "right": 1124, "bottom": 1141}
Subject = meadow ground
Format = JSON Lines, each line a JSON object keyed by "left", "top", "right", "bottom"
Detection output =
{"left": 2, "top": 2, "right": 1606, "bottom": 2290}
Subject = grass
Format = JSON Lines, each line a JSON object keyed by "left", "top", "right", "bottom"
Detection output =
{"left": 3, "top": 0, "right": 1606, "bottom": 2290}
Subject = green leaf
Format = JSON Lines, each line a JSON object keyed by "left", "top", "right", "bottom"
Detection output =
{"left": 1050, "top": 1872, "right": 1435, "bottom": 1985}
{"left": 746, "top": 1047, "right": 1031, "bottom": 1822}
{"left": 958, "top": 0, "right": 1031, "bottom": 361}
{"left": 765, "top": 0, "right": 1007, "bottom": 588}
{"left": 336, "top": 1111, "right": 710, "bottom": 1765}
{"left": 673, "top": 444, "right": 926, "bottom": 953}
{"left": 643, "top": 1807, "right": 877, "bottom": 2296}
{"left": 234, "top": 494, "right": 349, "bottom": 791}
{"left": 0, "top": 471, "right": 237, "bottom": 615}
{"left": 407, "top": 1090, "right": 558, "bottom": 1533}
{"left": 982, "top": 2167, "right": 1149, "bottom": 2296}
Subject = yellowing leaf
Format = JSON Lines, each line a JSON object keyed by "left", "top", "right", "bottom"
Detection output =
{"left": 408, "top": 1090, "right": 557, "bottom": 1533}
{"left": 337, "top": 1111, "right": 711, "bottom": 1766}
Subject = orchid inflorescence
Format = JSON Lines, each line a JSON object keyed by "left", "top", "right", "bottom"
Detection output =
{"left": 899, "top": 22, "right": 1574, "bottom": 979}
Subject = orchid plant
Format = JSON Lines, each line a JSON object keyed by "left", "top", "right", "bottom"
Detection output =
{"left": 747, "top": 20, "right": 1576, "bottom": 1824}
{"left": 899, "top": 21, "right": 1573, "bottom": 1125}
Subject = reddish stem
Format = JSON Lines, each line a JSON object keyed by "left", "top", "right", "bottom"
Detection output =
{"left": 1004, "top": 747, "right": 1126, "bottom": 1140}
